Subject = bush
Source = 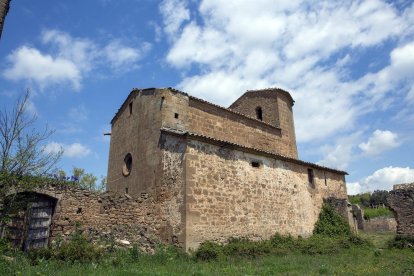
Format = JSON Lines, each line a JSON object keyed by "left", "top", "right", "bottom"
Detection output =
{"left": 53, "top": 231, "right": 104, "bottom": 263}
{"left": 388, "top": 235, "right": 414, "bottom": 249}
{"left": 27, "top": 248, "right": 53, "bottom": 265}
{"left": 313, "top": 203, "right": 350, "bottom": 237}
{"left": 0, "top": 238, "right": 12, "bottom": 254}
{"left": 222, "top": 237, "right": 270, "bottom": 259}
{"left": 194, "top": 241, "right": 222, "bottom": 261}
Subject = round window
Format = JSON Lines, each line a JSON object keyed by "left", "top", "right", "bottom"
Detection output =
{"left": 122, "top": 153, "right": 132, "bottom": 176}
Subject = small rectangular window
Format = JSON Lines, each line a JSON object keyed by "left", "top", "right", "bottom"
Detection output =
{"left": 308, "top": 168, "right": 315, "bottom": 188}
{"left": 251, "top": 161, "right": 260, "bottom": 168}
{"left": 129, "top": 102, "right": 133, "bottom": 115}
{"left": 174, "top": 113, "right": 179, "bottom": 119}
{"left": 125, "top": 188, "right": 129, "bottom": 194}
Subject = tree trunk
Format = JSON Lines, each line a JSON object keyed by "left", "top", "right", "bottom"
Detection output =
{"left": 0, "top": 0, "right": 11, "bottom": 40}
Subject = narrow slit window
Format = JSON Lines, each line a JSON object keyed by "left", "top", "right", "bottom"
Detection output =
{"left": 129, "top": 102, "right": 133, "bottom": 115}
{"left": 125, "top": 188, "right": 129, "bottom": 194}
{"left": 255, "top": 107, "right": 263, "bottom": 121}
{"left": 308, "top": 168, "right": 315, "bottom": 188}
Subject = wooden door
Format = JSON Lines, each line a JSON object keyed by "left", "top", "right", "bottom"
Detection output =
{"left": 23, "top": 199, "right": 55, "bottom": 251}
{"left": 5, "top": 193, "right": 56, "bottom": 251}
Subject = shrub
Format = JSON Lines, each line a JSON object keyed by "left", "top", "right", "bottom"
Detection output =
{"left": 130, "top": 244, "right": 140, "bottom": 261}
{"left": 0, "top": 238, "right": 12, "bottom": 254}
{"left": 194, "top": 241, "right": 222, "bottom": 261}
{"left": 27, "top": 248, "right": 53, "bottom": 265}
{"left": 388, "top": 235, "right": 414, "bottom": 249}
{"left": 53, "top": 231, "right": 104, "bottom": 263}
{"left": 313, "top": 203, "right": 350, "bottom": 237}
{"left": 222, "top": 237, "right": 270, "bottom": 258}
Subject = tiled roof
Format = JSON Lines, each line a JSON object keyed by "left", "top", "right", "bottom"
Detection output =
{"left": 160, "top": 127, "right": 348, "bottom": 175}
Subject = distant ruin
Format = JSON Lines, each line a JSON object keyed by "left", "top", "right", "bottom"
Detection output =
{"left": 388, "top": 183, "right": 414, "bottom": 237}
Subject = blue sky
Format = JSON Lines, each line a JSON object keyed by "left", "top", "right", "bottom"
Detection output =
{"left": 1, "top": 0, "right": 413, "bottom": 194}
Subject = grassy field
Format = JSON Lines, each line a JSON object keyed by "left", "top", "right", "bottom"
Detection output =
{"left": 1, "top": 232, "right": 414, "bottom": 276}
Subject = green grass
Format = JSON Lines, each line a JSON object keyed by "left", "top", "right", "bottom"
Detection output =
{"left": 1, "top": 246, "right": 414, "bottom": 275}
{"left": 363, "top": 208, "right": 393, "bottom": 220}
{"left": 1, "top": 233, "right": 414, "bottom": 276}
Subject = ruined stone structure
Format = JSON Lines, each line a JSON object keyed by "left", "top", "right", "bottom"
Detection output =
{"left": 107, "top": 87, "right": 349, "bottom": 250}
{"left": 389, "top": 183, "right": 414, "bottom": 237}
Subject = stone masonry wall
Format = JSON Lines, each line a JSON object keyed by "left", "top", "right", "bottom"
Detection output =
{"left": 388, "top": 183, "right": 414, "bottom": 237}
{"left": 184, "top": 139, "right": 347, "bottom": 250}
{"left": 228, "top": 91, "right": 298, "bottom": 158}
{"left": 33, "top": 185, "right": 159, "bottom": 250}
{"left": 187, "top": 99, "right": 297, "bottom": 158}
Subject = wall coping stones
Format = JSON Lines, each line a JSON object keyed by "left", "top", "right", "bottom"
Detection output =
{"left": 393, "top": 183, "right": 414, "bottom": 190}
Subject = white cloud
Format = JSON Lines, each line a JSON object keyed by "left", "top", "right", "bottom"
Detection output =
{"left": 347, "top": 166, "right": 414, "bottom": 195}
{"left": 161, "top": 0, "right": 414, "bottom": 144}
{"left": 103, "top": 40, "right": 151, "bottom": 71}
{"left": 359, "top": 130, "right": 400, "bottom": 156}
{"left": 3, "top": 46, "right": 81, "bottom": 90}
{"left": 3, "top": 30, "right": 150, "bottom": 90}
{"left": 160, "top": 0, "right": 190, "bottom": 38}
{"left": 44, "top": 142, "right": 91, "bottom": 158}
{"left": 317, "top": 132, "right": 362, "bottom": 170}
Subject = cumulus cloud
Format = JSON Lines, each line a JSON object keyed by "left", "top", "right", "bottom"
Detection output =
{"left": 359, "top": 130, "right": 400, "bottom": 156}
{"left": 159, "top": 0, "right": 190, "bottom": 38}
{"left": 3, "top": 30, "right": 150, "bottom": 90}
{"left": 44, "top": 142, "right": 91, "bottom": 158}
{"left": 347, "top": 166, "right": 414, "bottom": 195}
{"left": 317, "top": 132, "right": 362, "bottom": 170}
{"left": 3, "top": 46, "right": 81, "bottom": 90}
{"left": 160, "top": 0, "right": 414, "bottom": 143}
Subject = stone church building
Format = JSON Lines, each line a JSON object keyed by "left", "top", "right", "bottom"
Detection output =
{"left": 107, "top": 87, "right": 348, "bottom": 250}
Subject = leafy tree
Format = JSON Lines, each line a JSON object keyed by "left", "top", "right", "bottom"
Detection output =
{"left": 0, "top": 90, "right": 61, "bottom": 237}
{"left": 0, "top": 90, "right": 62, "bottom": 176}
{"left": 71, "top": 167, "right": 98, "bottom": 191}
{"left": 369, "top": 190, "right": 389, "bottom": 207}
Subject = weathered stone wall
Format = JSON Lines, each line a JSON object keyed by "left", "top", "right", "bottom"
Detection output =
{"left": 31, "top": 185, "right": 159, "bottom": 249}
{"left": 388, "top": 183, "right": 414, "bottom": 237}
{"left": 108, "top": 89, "right": 164, "bottom": 196}
{"left": 363, "top": 217, "right": 397, "bottom": 233}
{"left": 157, "top": 134, "right": 187, "bottom": 245}
{"left": 188, "top": 99, "right": 297, "bottom": 158}
{"left": 228, "top": 89, "right": 298, "bottom": 158}
{"left": 184, "top": 139, "right": 347, "bottom": 250}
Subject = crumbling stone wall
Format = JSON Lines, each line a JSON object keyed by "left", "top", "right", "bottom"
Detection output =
{"left": 32, "top": 185, "right": 158, "bottom": 248}
{"left": 363, "top": 217, "right": 396, "bottom": 232}
{"left": 184, "top": 139, "right": 347, "bottom": 250}
{"left": 388, "top": 183, "right": 414, "bottom": 237}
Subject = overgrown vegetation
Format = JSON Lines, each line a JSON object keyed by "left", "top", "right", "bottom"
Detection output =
{"left": 1, "top": 205, "right": 413, "bottom": 275}
{"left": 349, "top": 190, "right": 389, "bottom": 207}
{"left": 349, "top": 190, "right": 394, "bottom": 220}
{"left": 363, "top": 207, "right": 393, "bottom": 220}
